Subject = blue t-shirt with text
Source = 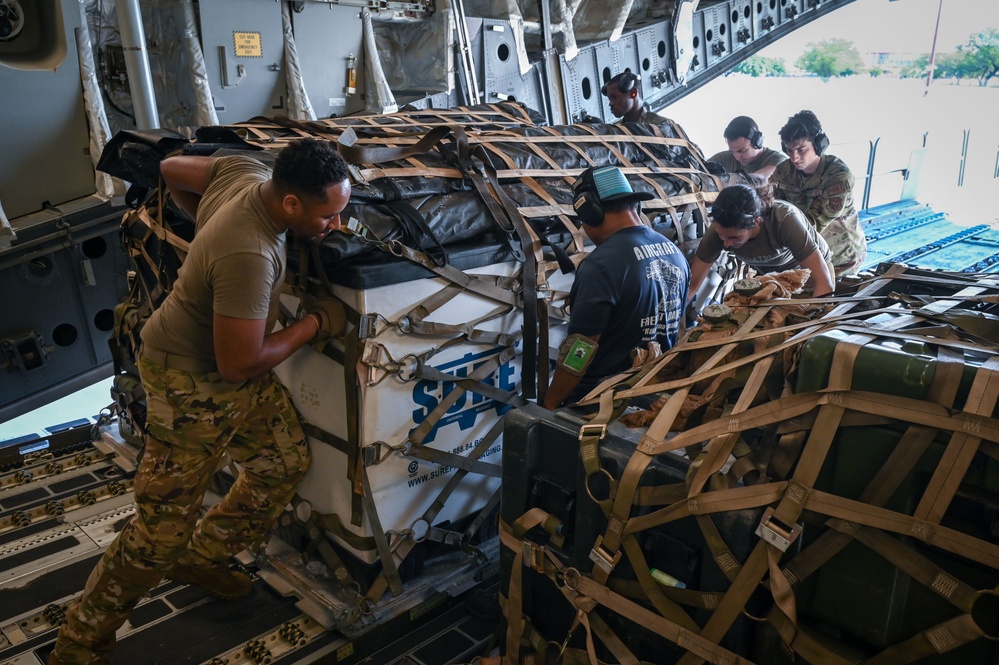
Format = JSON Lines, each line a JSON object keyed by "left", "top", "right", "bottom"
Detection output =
{"left": 567, "top": 226, "right": 690, "bottom": 395}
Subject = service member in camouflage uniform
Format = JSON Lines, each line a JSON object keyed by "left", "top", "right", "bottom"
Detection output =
{"left": 49, "top": 139, "right": 351, "bottom": 665}
{"left": 771, "top": 110, "right": 867, "bottom": 277}
{"left": 602, "top": 69, "right": 671, "bottom": 126}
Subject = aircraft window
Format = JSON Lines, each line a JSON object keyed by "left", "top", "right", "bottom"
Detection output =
{"left": 745, "top": 5, "right": 752, "bottom": 19}
{"left": 582, "top": 77, "right": 592, "bottom": 99}
{"left": 720, "top": 24, "right": 726, "bottom": 36}
{"left": 706, "top": 29, "right": 713, "bottom": 41}
{"left": 497, "top": 43, "right": 509, "bottom": 62}
{"left": 657, "top": 40, "right": 666, "bottom": 58}
{"left": 732, "top": 10, "right": 739, "bottom": 22}
{"left": 693, "top": 36, "right": 700, "bottom": 48}
{"left": 642, "top": 58, "right": 650, "bottom": 71}
{"left": 602, "top": 66, "right": 611, "bottom": 84}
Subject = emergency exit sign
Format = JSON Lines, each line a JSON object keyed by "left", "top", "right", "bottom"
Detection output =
{"left": 233, "top": 31, "right": 262, "bottom": 57}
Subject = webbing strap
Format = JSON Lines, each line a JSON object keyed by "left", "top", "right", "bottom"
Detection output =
{"left": 862, "top": 613, "right": 986, "bottom": 664}
{"left": 569, "top": 574, "right": 758, "bottom": 665}
{"left": 406, "top": 345, "right": 516, "bottom": 447}
{"left": 914, "top": 355, "right": 999, "bottom": 523}
{"left": 368, "top": 417, "right": 507, "bottom": 604}
{"left": 360, "top": 464, "right": 403, "bottom": 597}
{"left": 336, "top": 124, "right": 452, "bottom": 165}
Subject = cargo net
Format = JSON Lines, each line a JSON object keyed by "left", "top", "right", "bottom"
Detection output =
{"left": 104, "top": 102, "right": 749, "bottom": 616}
{"left": 501, "top": 264, "right": 999, "bottom": 665}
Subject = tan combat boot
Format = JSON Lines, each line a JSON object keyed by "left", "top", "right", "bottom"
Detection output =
{"left": 165, "top": 562, "right": 253, "bottom": 600}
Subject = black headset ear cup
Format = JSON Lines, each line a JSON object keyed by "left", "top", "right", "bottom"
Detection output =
{"left": 619, "top": 69, "right": 637, "bottom": 93}
{"left": 574, "top": 191, "right": 604, "bottom": 226}
{"left": 748, "top": 126, "right": 764, "bottom": 150}
{"left": 813, "top": 132, "right": 829, "bottom": 155}
{"left": 601, "top": 69, "right": 640, "bottom": 96}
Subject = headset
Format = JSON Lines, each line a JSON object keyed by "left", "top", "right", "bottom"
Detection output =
{"left": 600, "top": 68, "right": 640, "bottom": 97}
{"left": 724, "top": 116, "right": 764, "bottom": 150}
{"left": 782, "top": 110, "right": 829, "bottom": 156}
{"left": 572, "top": 168, "right": 605, "bottom": 227}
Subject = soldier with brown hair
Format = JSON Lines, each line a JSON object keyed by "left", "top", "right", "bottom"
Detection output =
{"left": 771, "top": 110, "right": 867, "bottom": 277}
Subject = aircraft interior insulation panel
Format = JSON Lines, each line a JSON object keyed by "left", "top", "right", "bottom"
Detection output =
{"left": 0, "top": 0, "right": 93, "bottom": 221}
{"left": 291, "top": 3, "right": 366, "bottom": 119}
{"left": 198, "top": 0, "right": 286, "bottom": 124}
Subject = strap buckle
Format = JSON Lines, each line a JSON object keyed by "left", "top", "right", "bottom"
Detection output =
{"left": 578, "top": 423, "right": 607, "bottom": 443}
{"left": 522, "top": 541, "right": 547, "bottom": 572}
{"left": 588, "top": 535, "right": 622, "bottom": 575}
{"left": 755, "top": 507, "right": 802, "bottom": 553}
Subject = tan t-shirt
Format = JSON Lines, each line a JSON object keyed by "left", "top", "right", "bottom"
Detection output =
{"left": 707, "top": 147, "right": 787, "bottom": 176}
{"left": 696, "top": 200, "right": 831, "bottom": 273}
{"left": 141, "top": 157, "right": 286, "bottom": 361}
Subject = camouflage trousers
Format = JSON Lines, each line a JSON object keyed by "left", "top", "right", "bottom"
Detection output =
{"left": 52, "top": 354, "right": 311, "bottom": 664}
{"left": 822, "top": 213, "right": 868, "bottom": 278}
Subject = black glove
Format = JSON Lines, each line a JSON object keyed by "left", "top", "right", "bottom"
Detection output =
{"left": 307, "top": 297, "right": 347, "bottom": 340}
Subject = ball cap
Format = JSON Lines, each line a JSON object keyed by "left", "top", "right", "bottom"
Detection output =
{"left": 580, "top": 166, "right": 655, "bottom": 203}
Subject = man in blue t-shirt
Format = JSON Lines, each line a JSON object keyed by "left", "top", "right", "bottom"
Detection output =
{"left": 543, "top": 166, "right": 690, "bottom": 409}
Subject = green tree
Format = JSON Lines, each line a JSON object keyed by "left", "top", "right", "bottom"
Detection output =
{"left": 957, "top": 29, "right": 999, "bottom": 86}
{"left": 733, "top": 54, "right": 787, "bottom": 77}
{"left": 934, "top": 52, "right": 971, "bottom": 82}
{"left": 900, "top": 54, "right": 930, "bottom": 79}
{"left": 795, "top": 39, "right": 866, "bottom": 80}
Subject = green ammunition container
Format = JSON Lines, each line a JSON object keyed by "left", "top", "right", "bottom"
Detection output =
{"left": 775, "top": 329, "right": 999, "bottom": 663}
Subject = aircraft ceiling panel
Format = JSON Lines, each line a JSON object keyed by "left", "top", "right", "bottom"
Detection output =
{"left": 482, "top": 19, "right": 521, "bottom": 80}
{"left": 635, "top": 22, "right": 673, "bottom": 110}
{"left": 754, "top": 0, "right": 781, "bottom": 36}
{"left": 701, "top": 3, "right": 733, "bottom": 68}
{"left": 486, "top": 67, "right": 545, "bottom": 115}
{"left": 729, "top": 0, "right": 755, "bottom": 52}
{"left": 687, "top": 11, "right": 708, "bottom": 79}
{"left": 560, "top": 47, "right": 602, "bottom": 122}
{"left": 780, "top": 0, "right": 806, "bottom": 24}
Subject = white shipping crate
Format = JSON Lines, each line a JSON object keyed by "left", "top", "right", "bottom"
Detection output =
{"left": 275, "top": 255, "right": 571, "bottom": 564}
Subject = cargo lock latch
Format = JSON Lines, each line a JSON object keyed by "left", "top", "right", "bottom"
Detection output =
{"left": 755, "top": 507, "right": 802, "bottom": 552}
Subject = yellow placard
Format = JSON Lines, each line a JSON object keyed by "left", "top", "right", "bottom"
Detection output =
{"left": 233, "top": 31, "right": 262, "bottom": 58}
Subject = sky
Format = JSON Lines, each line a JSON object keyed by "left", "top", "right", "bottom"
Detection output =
{"left": 759, "top": 0, "right": 999, "bottom": 59}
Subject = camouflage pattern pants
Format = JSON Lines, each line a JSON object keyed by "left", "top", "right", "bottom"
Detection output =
{"left": 52, "top": 354, "right": 311, "bottom": 664}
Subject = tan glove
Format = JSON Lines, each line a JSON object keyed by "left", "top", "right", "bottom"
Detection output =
{"left": 307, "top": 297, "right": 347, "bottom": 340}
